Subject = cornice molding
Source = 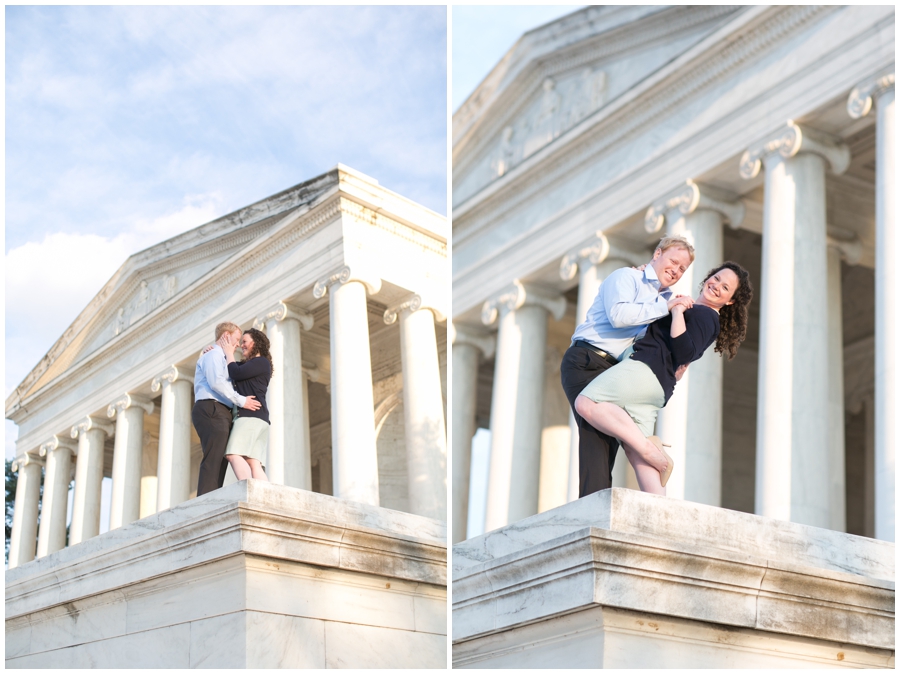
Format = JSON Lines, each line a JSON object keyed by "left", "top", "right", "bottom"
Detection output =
{"left": 848, "top": 71, "right": 895, "bottom": 119}
{"left": 454, "top": 6, "right": 833, "bottom": 229}
{"left": 340, "top": 198, "right": 447, "bottom": 257}
{"left": 151, "top": 366, "right": 194, "bottom": 393}
{"left": 70, "top": 415, "right": 114, "bottom": 439}
{"left": 482, "top": 281, "right": 567, "bottom": 327}
{"left": 645, "top": 180, "right": 745, "bottom": 233}
{"left": 739, "top": 120, "right": 850, "bottom": 179}
{"left": 450, "top": 323, "right": 496, "bottom": 360}
{"left": 107, "top": 393, "right": 155, "bottom": 419}
{"left": 253, "top": 301, "right": 314, "bottom": 331}
{"left": 559, "top": 231, "right": 650, "bottom": 281}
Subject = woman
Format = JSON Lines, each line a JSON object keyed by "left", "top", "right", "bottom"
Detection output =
{"left": 219, "top": 327, "right": 273, "bottom": 481}
{"left": 574, "top": 262, "right": 753, "bottom": 495}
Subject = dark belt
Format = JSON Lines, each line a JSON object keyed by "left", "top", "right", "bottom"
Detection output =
{"left": 573, "top": 340, "right": 619, "bottom": 367}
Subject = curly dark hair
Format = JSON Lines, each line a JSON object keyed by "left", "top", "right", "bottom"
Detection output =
{"left": 700, "top": 261, "right": 753, "bottom": 360}
{"left": 243, "top": 328, "right": 274, "bottom": 377}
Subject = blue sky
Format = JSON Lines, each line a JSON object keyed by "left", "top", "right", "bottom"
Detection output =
{"left": 452, "top": 5, "right": 582, "bottom": 112}
{"left": 5, "top": 6, "right": 447, "bottom": 467}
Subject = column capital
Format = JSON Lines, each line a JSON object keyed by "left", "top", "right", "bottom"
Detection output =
{"left": 107, "top": 393, "right": 155, "bottom": 419}
{"left": 450, "top": 322, "right": 496, "bottom": 359}
{"left": 848, "top": 72, "right": 895, "bottom": 119}
{"left": 739, "top": 120, "right": 850, "bottom": 179}
{"left": 70, "top": 415, "right": 114, "bottom": 439}
{"left": 644, "top": 180, "right": 745, "bottom": 233}
{"left": 826, "top": 227, "right": 863, "bottom": 266}
{"left": 252, "top": 301, "right": 314, "bottom": 331}
{"left": 12, "top": 451, "right": 45, "bottom": 471}
{"left": 482, "top": 280, "right": 566, "bottom": 327}
{"left": 559, "top": 232, "right": 649, "bottom": 281}
{"left": 383, "top": 293, "right": 446, "bottom": 324}
{"left": 302, "top": 365, "right": 325, "bottom": 384}
{"left": 151, "top": 365, "right": 194, "bottom": 393}
{"left": 39, "top": 435, "right": 78, "bottom": 458}
{"left": 312, "top": 264, "right": 381, "bottom": 299}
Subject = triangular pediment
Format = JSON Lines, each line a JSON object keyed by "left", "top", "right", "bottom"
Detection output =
{"left": 10, "top": 170, "right": 341, "bottom": 405}
{"left": 452, "top": 5, "right": 745, "bottom": 206}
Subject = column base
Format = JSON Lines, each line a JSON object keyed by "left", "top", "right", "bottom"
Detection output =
{"left": 453, "top": 489, "right": 894, "bottom": 668}
{"left": 6, "top": 482, "right": 447, "bottom": 669}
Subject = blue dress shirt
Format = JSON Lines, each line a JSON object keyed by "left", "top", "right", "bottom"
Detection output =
{"left": 193, "top": 345, "right": 247, "bottom": 408}
{"left": 570, "top": 265, "right": 673, "bottom": 359}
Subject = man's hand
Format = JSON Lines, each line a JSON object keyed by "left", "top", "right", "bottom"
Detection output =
{"left": 242, "top": 395, "right": 262, "bottom": 411}
{"left": 675, "top": 363, "right": 689, "bottom": 382}
{"left": 667, "top": 295, "right": 693, "bottom": 311}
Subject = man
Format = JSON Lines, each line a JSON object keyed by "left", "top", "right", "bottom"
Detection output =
{"left": 559, "top": 236, "right": 695, "bottom": 497}
{"left": 192, "top": 321, "right": 261, "bottom": 496}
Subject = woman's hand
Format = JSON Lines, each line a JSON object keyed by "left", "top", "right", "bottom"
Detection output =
{"left": 667, "top": 295, "right": 693, "bottom": 312}
{"left": 675, "top": 363, "right": 689, "bottom": 381}
{"left": 218, "top": 332, "right": 237, "bottom": 362}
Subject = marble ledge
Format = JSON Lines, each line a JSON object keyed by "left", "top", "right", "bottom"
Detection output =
{"left": 451, "top": 526, "right": 894, "bottom": 650}
{"left": 6, "top": 481, "right": 447, "bottom": 619}
{"left": 452, "top": 488, "right": 894, "bottom": 582}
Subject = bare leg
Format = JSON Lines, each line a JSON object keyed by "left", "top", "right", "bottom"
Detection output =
{"left": 246, "top": 458, "right": 268, "bottom": 481}
{"left": 621, "top": 443, "right": 665, "bottom": 495}
{"left": 226, "top": 454, "right": 252, "bottom": 480}
{"left": 574, "top": 396, "right": 668, "bottom": 475}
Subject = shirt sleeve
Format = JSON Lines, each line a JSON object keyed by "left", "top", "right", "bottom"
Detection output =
{"left": 670, "top": 309, "right": 719, "bottom": 366}
{"left": 228, "top": 357, "right": 270, "bottom": 382}
{"left": 201, "top": 352, "right": 247, "bottom": 407}
{"left": 604, "top": 271, "right": 670, "bottom": 328}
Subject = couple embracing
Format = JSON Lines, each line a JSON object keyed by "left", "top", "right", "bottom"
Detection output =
{"left": 192, "top": 322, "right": 274, "bottom": 496}
{"left": 561, "top": 235, "right": 753, "bottom": 496}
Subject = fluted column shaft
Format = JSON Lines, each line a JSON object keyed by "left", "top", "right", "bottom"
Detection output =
{"left": 70, "top": 417, "right": 113, "bottom": 545}
{"left": 314, "top": 267, "right": 382, "bottom": 506}
{"left": 451, "top": 325, "right": 493, "bottom": 543}
{"left": 825, "top": 244, "right": 847, "bottom": 532}
{"left": 387, "top": 296, "right": 447, "bottom": 520}
{"left": 37, "top": 437, "right": 75, "bottom": 557}
{"left": 8, "top": 453, "right": 43, "bottom": 568}
{"left": 256, "top": 303, "right": 314, "bottom": 489}
{"left": 108, "top": 395, "right": 154, "bottom": 529}
{"left": 742, "top": 122, "right": 849, "bottom": 527}
{"left": 482, "top": 282, "right": 565, "bottom": 531}
{"left": 153, "top": 367, "right": 194, "bottom": 511}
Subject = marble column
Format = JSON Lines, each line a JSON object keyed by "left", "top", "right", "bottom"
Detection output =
{"left": 385, "top": 293, "right": 448, "bottom": 521}
{"left": 152, "top": 366, "right": 194, "bottom": 511}
{"left": 482, "top": 280, "right": 566, "bottom": 531}
{"left": 450, "top": 323, "right": 495, "bottom": 543}
{"left": 849, "top": 72, "right": 895, "bottom": 542}
{"left": 740, "top": 120, "right": 850, "bottom": 527}
{"left": 37, "top": 435, "right": 76, "bottom": 557}
{"left": 559, "top": 232, "right": 647, "bottom": 500}
{"left": 537, "top": 348, "right": 570, "bottom": 513}
{"left": 8, "top": 451, "right": 44, "bottom": 568}
{"left": 825, "top": 233, "right": 861, "bottom": 532}
{"left": 254, "top": 301, "right": 314, "bottom": 489}
{"left": 140, "top": 432, "right": 158, "bottom": 519}
{"left": 645, "top": 180, "right": 744, "bottom": 505}
{"left": 107, "top": 393, "right": 154, "bottom": 530}
{"left": 314, "top": 265, "right": 382, "bottom": 506}
{"left": 70, "top": 416, "right": 114, "bottom": 545}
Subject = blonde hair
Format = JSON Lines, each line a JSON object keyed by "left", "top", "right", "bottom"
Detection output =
{"left": 215, "top": 322, "right": 241, "bottom": 340}
{"left": 656, "top": 235, "right": 695, "bottom": 262}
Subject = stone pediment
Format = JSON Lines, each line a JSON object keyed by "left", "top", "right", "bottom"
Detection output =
{"left": 452, "top": 5, "right": 744, "bottom": 206}
{"left": 8, "top": 170, "right": 342, "bottom": 406}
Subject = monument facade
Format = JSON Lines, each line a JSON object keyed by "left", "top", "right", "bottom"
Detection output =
{"left": 6, "top": 165, "right": 448, "bottom": 667}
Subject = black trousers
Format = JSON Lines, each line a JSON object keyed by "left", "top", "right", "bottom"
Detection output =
{"left": 192, "top": 399, "right": 233, "bottom": 496}
{"left": 559, "top": 344, "right": 619, "bottom": 497}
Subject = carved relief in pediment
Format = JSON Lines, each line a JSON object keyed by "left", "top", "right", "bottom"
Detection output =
{"left": 114, "top": 275, "right": 179, "bottom": 335}
{"left": 489, "top": 69, "right": 608, "bottom": 180}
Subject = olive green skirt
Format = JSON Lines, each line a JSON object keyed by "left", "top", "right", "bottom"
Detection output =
{"left": 579, "top": 357, "right": 665, "bottom": 437}
{"left": 225, "top": 417, "right": 269, "bottom": 466}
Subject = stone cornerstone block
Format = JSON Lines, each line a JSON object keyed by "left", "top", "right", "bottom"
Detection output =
{"left": 5, "top": 481, "right": 447, "bottom": 668}
{"left": 452, "top": 489, "right": 894, "bottom": 668}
